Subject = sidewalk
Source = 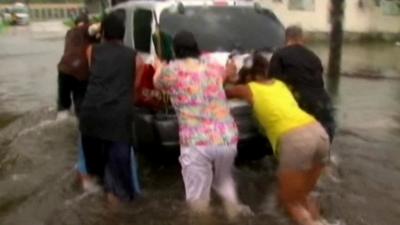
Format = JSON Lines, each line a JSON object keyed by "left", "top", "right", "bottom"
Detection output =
{"left": 30, "top": 20, "right": 68, "bottom": 38}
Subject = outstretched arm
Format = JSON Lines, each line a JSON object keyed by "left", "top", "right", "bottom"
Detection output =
{"left": 153, "top": 58, "right": 166, "bottom": 89}
{"left": 134, "top": 55, "right": 144, "bottom": 89}
{"left": 225, "top": 85, "right": 253, "bottom": 104}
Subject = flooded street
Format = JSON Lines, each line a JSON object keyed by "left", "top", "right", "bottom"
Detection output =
{"left": 0, "top": 23, "right": 399, "bottom": 225}
{"left": 0, "top": 23, "right": 64, "bottom": 128}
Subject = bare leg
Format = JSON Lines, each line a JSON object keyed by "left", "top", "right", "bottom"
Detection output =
{"left": 305, "top": 165, "right": 324, "bottom": 220}
{"left": 278, "top": 165, "right": 324, "bottom": 225}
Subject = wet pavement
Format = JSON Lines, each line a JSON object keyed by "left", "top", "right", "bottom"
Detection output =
{"left": 0, "top": 23, "right": 399, "bottom": 225}
{"left": 0, "top": 22, "right": 65, "bottom": 128}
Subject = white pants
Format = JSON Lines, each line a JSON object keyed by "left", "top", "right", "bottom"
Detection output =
{"left": 179, "top": 145, "right": 239, "bottom": 206}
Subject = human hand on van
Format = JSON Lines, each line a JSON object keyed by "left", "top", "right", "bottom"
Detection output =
{"left": 154, "top": 57, "right": 166, "bottom": 69}
{"left": 153, "top": 57, "right": 167, "bottom": 84}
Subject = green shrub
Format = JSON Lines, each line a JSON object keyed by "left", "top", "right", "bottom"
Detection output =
{"left": 63, "top": 13, "right": 103, "bottom": 29}
{"left": 63, "top": 18, "right": 75, "bottom": 28}
{"left": 0, "top": 20, "right": 10, "bottom": 34}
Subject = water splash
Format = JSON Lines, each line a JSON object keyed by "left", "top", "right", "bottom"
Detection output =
{"left": 16, "top": 111, "right": 74, "bottom": 138}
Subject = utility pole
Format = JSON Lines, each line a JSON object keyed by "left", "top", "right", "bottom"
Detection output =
{"left": 327, "top": 0, "right": 345, "bottom": 98}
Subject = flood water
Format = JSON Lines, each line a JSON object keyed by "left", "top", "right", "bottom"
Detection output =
{"left": 0, "top": 24, "right": 399, "bottom": 225}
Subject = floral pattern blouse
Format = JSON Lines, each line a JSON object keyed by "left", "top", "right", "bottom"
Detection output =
{"left": 154, "top": 58, "right": 238, "bottom": 147}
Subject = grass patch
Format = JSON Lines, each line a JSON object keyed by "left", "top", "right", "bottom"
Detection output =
{"left": 0, "top": 20, "right": 10, "bottom": 34}
{"left": 63, "top": 18, "right": 75, "bottom": 28}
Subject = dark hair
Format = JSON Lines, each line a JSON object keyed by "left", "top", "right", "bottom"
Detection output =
{"left": 237, "top": 67, "right": 251, "bottom": 84}
{"left": 236, "top": 54, "right": 269, "bottom": 83}
{"left": 173, "top": 30, "right": 201, "bottom": 59}
{"left": 285, "top": 25, "right": 303, "bottom": 41}
{"left": 102, "top": 9, "right": 126, "bottom": 41}
{"left": 74, "top": 12, "right": 89, "bottom": 26}
{"left": 249, "top": 53, "right": 269, "bottom": 78}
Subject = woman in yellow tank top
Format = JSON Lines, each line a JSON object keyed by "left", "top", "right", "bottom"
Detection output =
{"left": 226, "top": 54, "right": 330, "bottom": 225}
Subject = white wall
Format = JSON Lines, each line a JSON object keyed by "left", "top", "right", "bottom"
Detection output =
{"left": 260, "top": 0, "right": 331, "bottom": 32}
{"left": 259, "top": 0, "right": 400, "bottom": 34}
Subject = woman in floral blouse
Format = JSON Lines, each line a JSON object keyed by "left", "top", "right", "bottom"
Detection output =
{"left": 154, "top": 31, "right": 251, "bottom": 218}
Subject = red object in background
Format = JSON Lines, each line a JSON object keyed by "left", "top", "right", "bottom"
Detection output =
{"left": 213, "top": 0, "right": 229, "bottom": 6}
{"left": 134, "top": 64, "right": 166, "bottom": 110}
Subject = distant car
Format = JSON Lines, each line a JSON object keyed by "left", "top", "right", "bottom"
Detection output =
{"left": 1, "top": 8, "right": 12, "bottom": 24}
{"left": 111, "top": 0, "right": 285, "bottom": 160}
{"left": 9, "top": 3, "right": 30, "bottom": 25}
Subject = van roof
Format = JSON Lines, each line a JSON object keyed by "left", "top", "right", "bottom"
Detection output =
{"left": 112, "top": 0, "right": 255, "bottom": 11}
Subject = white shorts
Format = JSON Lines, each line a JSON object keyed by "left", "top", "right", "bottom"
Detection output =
{"left": 179, "top": 145, "right": 239, "bottom": 205}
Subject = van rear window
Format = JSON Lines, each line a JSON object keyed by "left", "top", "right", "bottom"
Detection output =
{"left": 159, "top": 6, "right": 284, "bottom": 52}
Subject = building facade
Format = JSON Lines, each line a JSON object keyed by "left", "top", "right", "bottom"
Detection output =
{"left": 259, "top": 0, "right": 400, "bottom": 39}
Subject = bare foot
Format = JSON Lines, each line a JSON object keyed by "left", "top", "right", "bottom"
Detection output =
{"left": 56, "top": 111, "right": 69, "bottom": 121}
{"left": 225, "top": 203, "right": 254, "bottom": 220}
{"left": 188, "top": 204, "right": 214, "bottom": 225}
{"left": 319, "top": 218, "right": 346, "bottom": 225}
{"left": 80, "top": 174, "right": 101, "bottom": 193}
{"left": 311, "top": 220, "right": 325, "bottom": 225}
{"left": 107, "top": 193, "right": 121, "bottom": 210}
{"left": 306, "top": 195, "right": 321, "bottom": 220}
{"left": 188, "top": 200, "right": 210, "bottom": 214}
{"left": 286, "top": 203, "right": 316, "bottom": 225}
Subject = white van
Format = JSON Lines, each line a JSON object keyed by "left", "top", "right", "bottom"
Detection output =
{"left": 10, "top": 3, "right": 30, "bottom": 25}
{"left": 111, "top": 0, "right": 284, "bottom": 63}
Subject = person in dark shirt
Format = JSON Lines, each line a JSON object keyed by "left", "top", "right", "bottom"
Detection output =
{"left": 79, "top": 10, "right": 140, "bottom": 204}
{"left": 269, "top": 25, "right": 336, "bottom": 142}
